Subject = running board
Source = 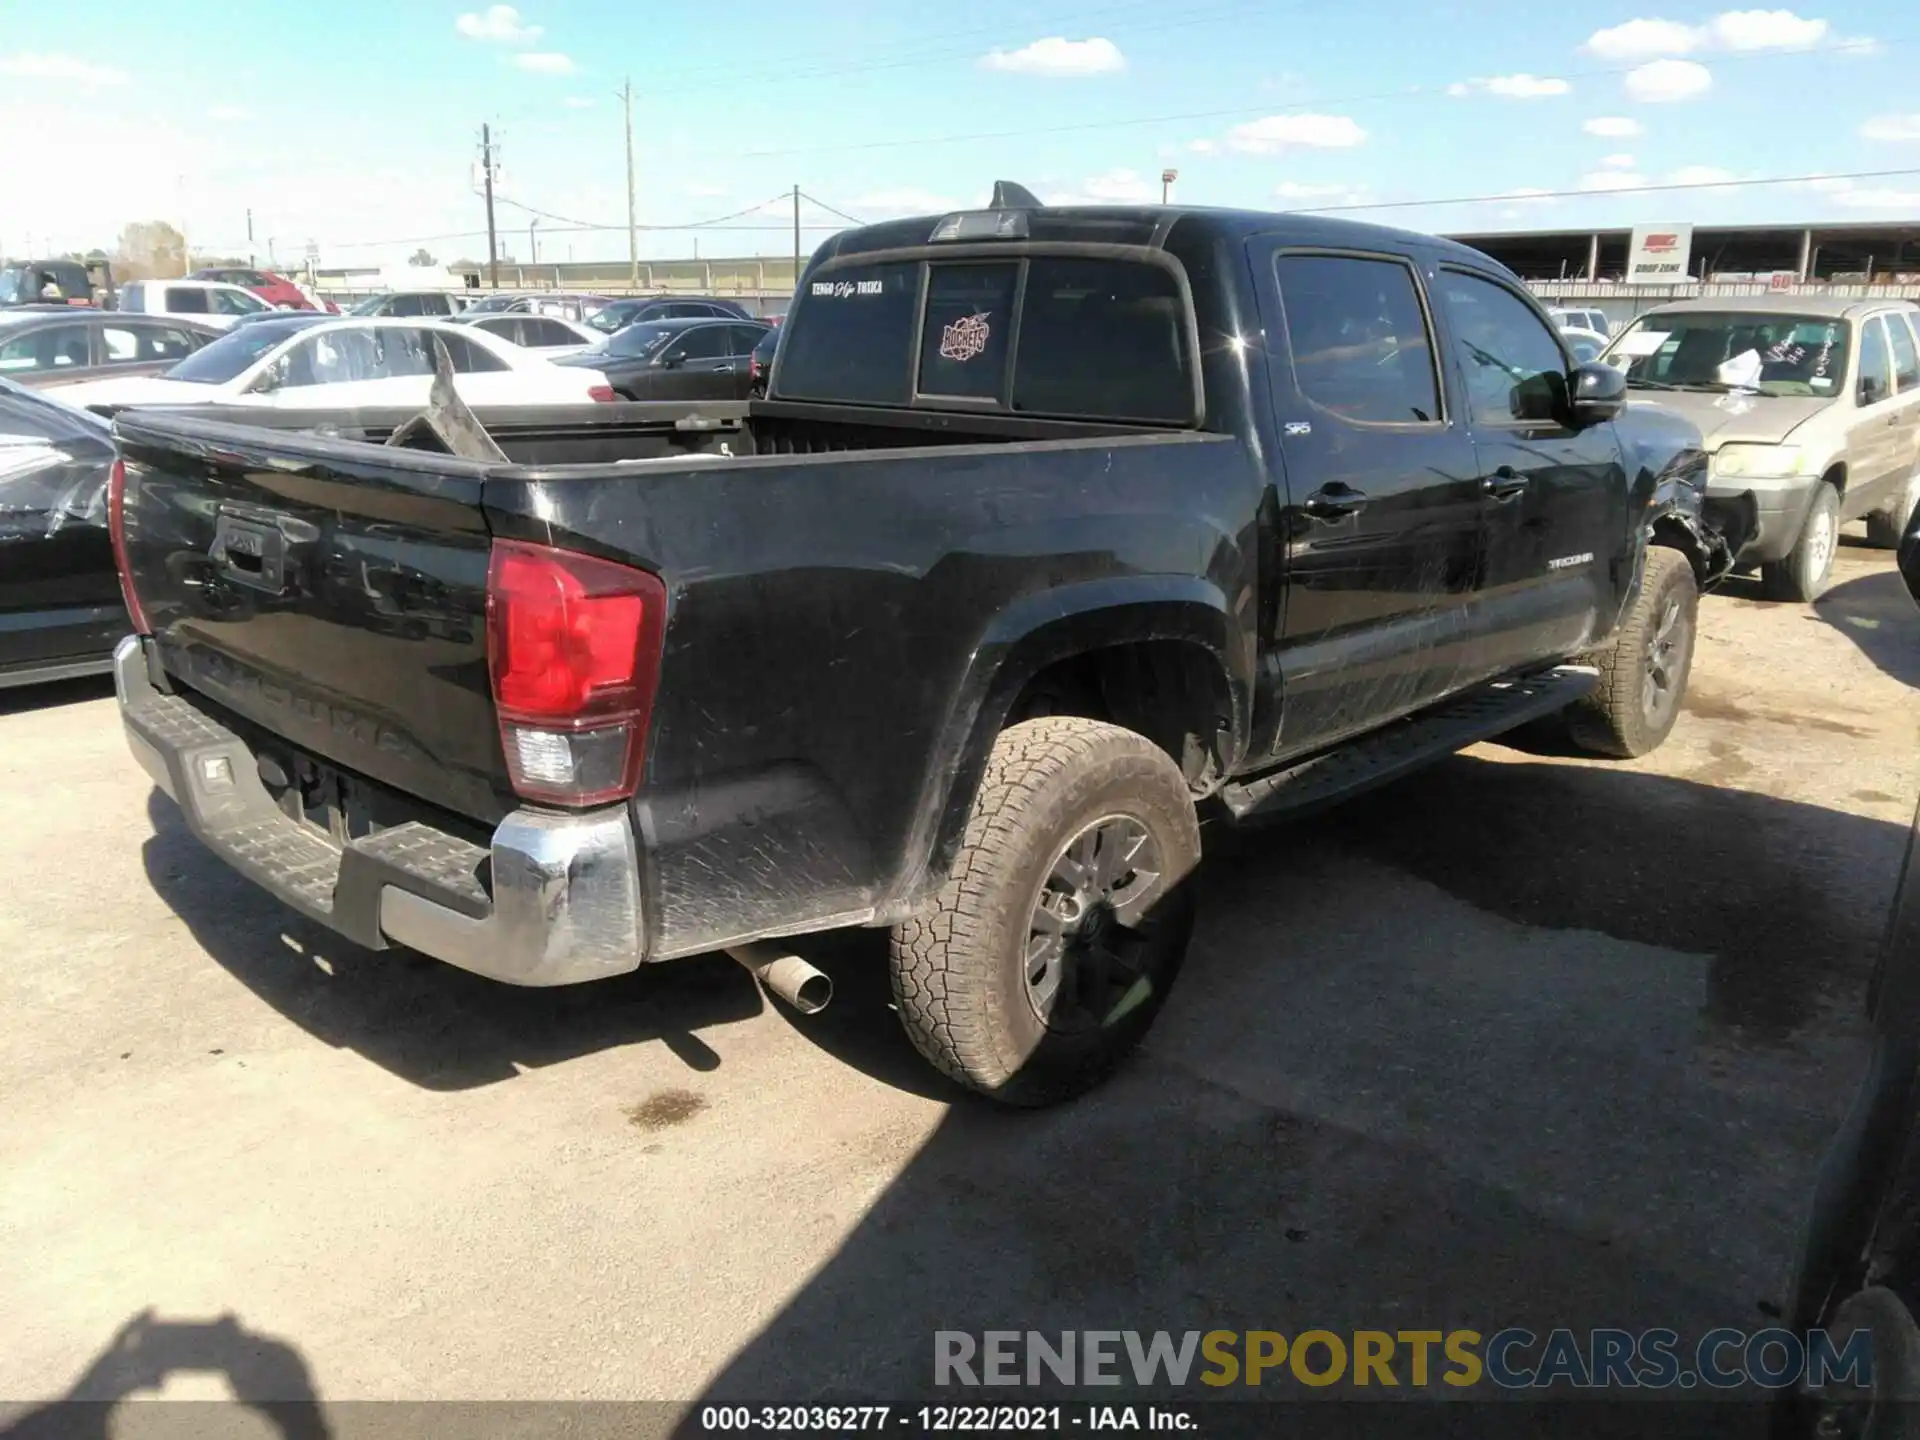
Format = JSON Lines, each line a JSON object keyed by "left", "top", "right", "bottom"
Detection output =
{"left": 1219, "top": 665, "right": 1598, "bottom": 825}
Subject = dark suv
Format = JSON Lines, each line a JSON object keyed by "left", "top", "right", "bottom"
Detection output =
{"left": 586, "top": 296, "right": 753, "bottom": 336}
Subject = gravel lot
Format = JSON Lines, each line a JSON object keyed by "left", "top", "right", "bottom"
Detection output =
{"left": 1, "top": 540, "right": 1915, "bottom": 1429}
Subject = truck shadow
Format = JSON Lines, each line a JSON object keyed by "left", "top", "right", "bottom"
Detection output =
{"left": 1814, "top": 566, "right": 1920, "bottom": 689}
{"left": 0, "top": 672, "right": 115, "bottom": 718}
{"left": 691, "top": 759, "right": 1911, "bottom": 1434}
{"left": 139, "top": 790, "right": 765, "bottom": 1092}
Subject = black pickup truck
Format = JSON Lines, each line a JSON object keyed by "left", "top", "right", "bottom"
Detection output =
{"left": 107, "top": 190, "right": 1744, "bottom": 1105}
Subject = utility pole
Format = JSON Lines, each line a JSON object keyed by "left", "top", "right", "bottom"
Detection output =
{"left": 246, "top": 209, "right": 255, "bottom": 267}
{"left": 618, "top": 78, "right": 638, "bottom": 289}
{"left": 482, "top": 123, "right": 499, "bottom": 290}
{"left": 792, "top": 184, "right": 801, "bottom": 287}
{"left": 530, "top": 218, "right": 539, "bottom": 265}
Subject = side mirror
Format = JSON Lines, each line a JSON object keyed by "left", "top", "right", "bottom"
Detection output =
{"left": 1569, "top": 360, "right": 1627, "bottom": 426}
{"left": 1861, "top": 375, "right": 1887, "bottom": 407}
{"left": 250, "top": 358, "right": 286, "bottom": 395}
{"left": 657, "top": 350, "right": 686, "bottom": 369}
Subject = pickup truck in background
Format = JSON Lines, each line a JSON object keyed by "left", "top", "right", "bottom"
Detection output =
{"left": 106, "top": 188, "right": 1744, "bottom": 1105}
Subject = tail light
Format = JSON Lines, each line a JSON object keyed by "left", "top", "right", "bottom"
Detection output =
{"left": 485, "top": 540, "right": 668, "bottom": 806}
{"left": 587, "top": 384, "right": 616, "bottom": 403}
{"left": 106, "top": 459, "right": 150, "bottom": 634}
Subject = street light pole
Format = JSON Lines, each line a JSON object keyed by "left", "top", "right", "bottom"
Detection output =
{"left": 530, "top": 218, "right": 539, "bottom": 265}
{"left": 618, "top": 78, "right": 638, "bottom": 289}
{"left": 1161, "top": 168, "right": 1178, "bottom": 204}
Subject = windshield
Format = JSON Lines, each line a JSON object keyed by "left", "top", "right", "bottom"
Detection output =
{"left": 1605, "top": 311, "right": 1851, "bottom": 397}
{"left": 161, "top": 324, "right": 304, "bottom": 384}
{"left": 607, "top": 322, "right": 674, "bottom": 357}
{"left": 588, "top": 301, "right": 644, "bottom": 333}
{"left": 347, "top": 295, "right": 386, "bottom": 316}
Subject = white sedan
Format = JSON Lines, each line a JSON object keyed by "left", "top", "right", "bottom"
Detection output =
{"left": 39, "top": 315, "right": 613, "bottom": 412}
{"left": 452, "top": 310, "right": 602, "bottom": 358}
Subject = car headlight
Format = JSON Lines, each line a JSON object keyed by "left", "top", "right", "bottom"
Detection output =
{"left": 1711, "top": 444, "right": 1808, "bottom": 480}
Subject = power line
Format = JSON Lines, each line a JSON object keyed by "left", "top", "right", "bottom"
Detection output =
{"left": 1288, "top": 165, "right": 1920, "bottom": 217}
{"left": 799, "top": 192, "right": 866, "bottom": 225}
{"left": 678, "top": 34, "right": 1910, "bottom": 161}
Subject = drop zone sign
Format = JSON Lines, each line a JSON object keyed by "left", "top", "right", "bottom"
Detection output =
{"left": 1626, "top": 225, "right": 1696, "bottom": 285}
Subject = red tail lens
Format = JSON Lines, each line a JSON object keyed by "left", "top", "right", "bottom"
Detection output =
{"left": 485, "top": 540, "right": 668, "bottom": 805}
{"left": 106, "top": 459, "right": 150, "bottom": 634}
{"left": 587, "top": 384, "right": 617, "bottom": 403}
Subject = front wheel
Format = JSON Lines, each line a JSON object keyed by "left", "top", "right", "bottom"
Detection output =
{"left": 1567, "top": 546, "right": 1699, "bottom": 759}
{"left": 889, "top": 717, "right": 1202, "bottom": 1107}
{"left": 1763, "top": 481, "right": 1841, "bottom": 602}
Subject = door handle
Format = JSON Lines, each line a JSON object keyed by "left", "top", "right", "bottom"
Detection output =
{"left": 1483, "top": 466, "right": 1530, "bottom": 500}
{"left": 1302, "top": 483, "right": 1368, "bottom": 519}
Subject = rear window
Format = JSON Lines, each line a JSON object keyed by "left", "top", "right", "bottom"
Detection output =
{"left": 776, "top": 253, "right": 1196, "bottom": 423}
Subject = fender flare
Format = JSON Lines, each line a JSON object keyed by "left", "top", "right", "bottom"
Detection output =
{"left": 879, "top": 574, "right": 1250, "bottom": 918}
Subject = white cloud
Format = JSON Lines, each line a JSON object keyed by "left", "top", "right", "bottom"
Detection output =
{"left": 1861, "top": 114, "right": 1920, "bottom": 142}
{"left": 0, "top": 52, "right": 127, "bottom": 86}
{"left": 1580, "top": 169, "right": 1651, "bottom": 191}
{"left": 1599, "top": 153, "right": 1638, "bottom": 170}
{"left": 1224, "top": 113, "right": 1367, "bottom": 153}
{"left": 1834, "top": 35, "right": 1881, "bottom": 55}
{"left": 1077, "top": 168, "right": 1159, "bottom": 203}
{"left": 1706, "top": 9, "right": 1826, "bottom": 49}
{"left": 562, "top": 96, "right": 594, "bottom": 110}
{"left": 1668, "top": 164, "right": 1736, "bottom": 185}
{"left": 208, "top": 104, "right": 250, "bottom": 122}
{"left": 512, "top": 51, "right": 576, "bottom": 74}
{"left": 456, "top": 5, "right": 542, "bottom": 43}
{"left": 1832, "top": 185, "right": 1920, "bottom": 210}
{"left": 1477, "top": 73, "right": 1572, "bottom": 98}
{"left": 1584, "top": 19, "right": 1704, "bottom": 59}
{"left": 1625, "top": 58, "right": 1712, "bottom": 102}
{"left": 1583, "top": 115, "right": 1644, "bottom": 137}
{"left": 980, "top": 37, "right": 1124, "bottom": 76}
{"left": 1187, "top": 138, "right": 1218, "bottom": 155}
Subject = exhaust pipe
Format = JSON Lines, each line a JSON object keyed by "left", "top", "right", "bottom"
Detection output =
{"left": 725, "top": 941, "right": 832, "bottom": 1015}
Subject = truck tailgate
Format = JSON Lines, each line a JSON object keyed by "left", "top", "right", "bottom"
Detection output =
{"left": 114, "top": 412, "right": 510, "bottom": 824}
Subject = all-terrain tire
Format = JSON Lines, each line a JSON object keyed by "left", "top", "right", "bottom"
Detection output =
{"left": 889, "top": 717, "right": 1202, "bottom": 1107}
{"left": 1567, "top": 546, "right": 1698, "bottom": 759}
{"left": 1761, "top": 480, "right": 1841, "bottom": 602}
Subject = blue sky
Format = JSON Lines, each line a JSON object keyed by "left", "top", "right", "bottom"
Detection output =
{"left": 2, "top": 0, "right": 1915, "bottom": 269}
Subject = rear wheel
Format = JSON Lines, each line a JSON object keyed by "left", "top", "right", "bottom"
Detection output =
{"left": 1866, "top": 465, "right": 1920, "bottom": 550}
{"left": 889, "top": 717, "right": 1201, "bottom": 1107}
{"left": 1567, "top": 546, "right": 1698, "bottom": 759}
{"left": 1762, "top": 481, "right": 1841, "bottom": 602}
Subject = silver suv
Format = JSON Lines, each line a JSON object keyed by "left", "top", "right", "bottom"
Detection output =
{"left": 1600, "top": 296, "right": 1920, "bottom": 601}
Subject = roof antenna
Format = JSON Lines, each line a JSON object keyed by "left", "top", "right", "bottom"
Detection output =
{"left": 990, "top": 181, "right": 1046, "bottom": 209}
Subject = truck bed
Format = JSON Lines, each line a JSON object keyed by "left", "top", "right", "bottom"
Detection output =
{"left": 112, "top": 399, "right": 1252, "bottom": 960}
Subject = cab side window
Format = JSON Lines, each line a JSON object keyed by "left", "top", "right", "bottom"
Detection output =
{"left": 1435, "top": 269, "right": 1569, "bottom": 425}
{"left": 1859, "top": 318, "right": 1894, "bottom": 406}
{"left": 1885, "top": 311, "right": 1919, "bottom": 393}
{"left": 1274, "top": 253, "right": 1440, "bottom": 424}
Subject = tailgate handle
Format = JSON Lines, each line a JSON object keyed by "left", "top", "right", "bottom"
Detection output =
{"left": 210, "top": 515, "right": 289, "bottom": 594}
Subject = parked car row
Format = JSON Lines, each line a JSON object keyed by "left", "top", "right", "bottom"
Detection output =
{"left": 0, "top": 310, "right": 220, "bottom": 388}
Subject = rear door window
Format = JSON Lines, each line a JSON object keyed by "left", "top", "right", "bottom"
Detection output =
{"left": 1274, "top": 253, "right": 1441, "bottom": 424}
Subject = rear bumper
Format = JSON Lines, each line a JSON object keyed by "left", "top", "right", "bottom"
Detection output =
{"left": 115, "top": 635, "right": 645, "bottom": 986}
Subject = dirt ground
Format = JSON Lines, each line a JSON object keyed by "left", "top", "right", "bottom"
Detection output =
{"left": 1, "top": 538, "right": 1915, "bottom": 1433}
